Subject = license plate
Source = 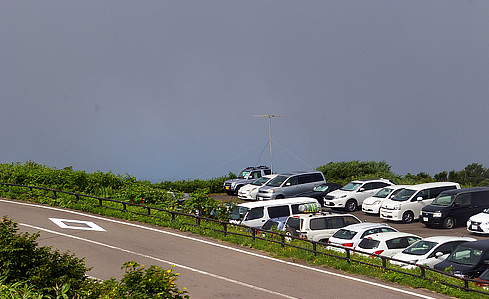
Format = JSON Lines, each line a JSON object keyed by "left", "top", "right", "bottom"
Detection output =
{"left": 225, "top": 186, "right": 229, "bottom": 190}
{"left": 423, "top": 217, "right": 428, "bottom": 222}
{"left": 472, "top": 224, "right": 478, "bottom": 230}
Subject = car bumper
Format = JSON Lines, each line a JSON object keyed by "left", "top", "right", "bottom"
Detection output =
{"left": 362, "top": 203, "right": 381, "bottom": 214}
{"left": 323, "top": 199, "right": 345, "bottom": 208}
{"left": 420, "top": 215, "right": 442, "bottom": 226}
{"left": 467, "top": 221, "right": 489, "bottom": 234}
{"left": 380, "top": 209, "right": 402, "bottom": 221}
{"left": 256, "top": 194, "right": 273, "bottom": 200}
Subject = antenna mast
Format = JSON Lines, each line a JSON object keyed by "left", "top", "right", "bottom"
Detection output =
{"left": 253, "top": 114, "right": 283, "bottom": 172}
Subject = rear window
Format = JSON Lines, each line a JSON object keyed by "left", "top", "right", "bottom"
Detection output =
{"left": 246, "top": 207, "right": 264, "bottom": 220}
{"left": 358, "top": 238, "right": 380, "bottom": 249}
{"left": 386, "top": 236, "right": 420, "bottom": 249}
{"left": 262, "top": 220, "right": 279, "bottom": 231}
{"left": 332, "top": 229, "right": 357, "bottom": 240}
{"left": 286, "top": 217, "right": 302, "bottom": 230}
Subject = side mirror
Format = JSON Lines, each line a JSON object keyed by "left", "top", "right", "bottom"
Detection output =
{"left": 416, "top": 196, "right": 424, "bottom": 201}
{"left": 359, "top": 188, "right": 365, "bottom": 192}
{"left": 453, "top": 202, "right": 460, "bottom": 207}
{"left": 286, "top": 182, "right": 291, "bottom": 186}
{"left": 435, "top": 252, "right": 444, "bottom": 258}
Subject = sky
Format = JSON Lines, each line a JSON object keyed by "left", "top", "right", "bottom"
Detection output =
{"left": 1, "top": 1, "right": 489, "bottom": 182}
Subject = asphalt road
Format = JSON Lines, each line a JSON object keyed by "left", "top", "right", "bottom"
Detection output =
{"left": 1, "top": 198, "right": 452, "bottom": 299}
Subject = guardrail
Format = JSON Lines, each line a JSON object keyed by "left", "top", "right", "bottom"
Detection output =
{"left": 1, "top": 182, "right": 488, "bottom": 296}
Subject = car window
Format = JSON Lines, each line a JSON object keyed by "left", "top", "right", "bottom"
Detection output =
{"left": 362, "top": 183, "right": 374, "bottom": 191}
{"left": 286, "top": 217, "right": 302, "bottom": 230}
{"left": 262, "top": 220, "right": 279, "bottom": 231}
{"left": 332, "top": 229, "right": 356, "bottom": 240}
{"left": 251, "top": 171, "right": 261, "bottom": 179}
{"left": 246, "top": 207, "right": 264, "bottom": 220}
{"left": 343, "top": 216, "right": 361, "bottom": 226}
{"left": 428, "top": 242, "right": 455, "bottom": 258}
{"left": 310, "top": 217, "right": 329, "bottom": 230}
{"left": 286, "top": 177, "right": 298, "bottom": 186}
{"left": 268, "top": 205, "right": 290, "bottom": 218}
{"left": 264, "top": 169, "right": 272, "bottom": 175}
{"left": 386, "top": 237, "right": 419, "bottom": 250}
{"left": 358, "top": 238, "right": 380, "bottom": 249}
{"left": 361, "top": 227, "right": 396, "bottom": 238}
{"left": 454, "top": 194, "right": 471, "bottom": 207}
{"left": 326, "top": 217, "right": 346, "bottom": 229}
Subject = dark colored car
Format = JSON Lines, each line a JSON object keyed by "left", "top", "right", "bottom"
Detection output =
{"left": 294, "top": 183, "right": 342, "bottom": 206}
{"left": 434, "top": 239, "right": 489, "bottom": 278}
{"left": 421, "top": 187, "right": 489, "bottom": 229}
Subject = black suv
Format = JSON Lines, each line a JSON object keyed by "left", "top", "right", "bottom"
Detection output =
{"left": 223, "top": 166, "right": 272, "bottom": 195}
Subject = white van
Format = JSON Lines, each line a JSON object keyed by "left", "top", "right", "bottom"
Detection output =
{"left": 229, "top": 197, "right": 319, "bottom": 228}
{"left": 380, "top": 182, "right": 460, "bottom": 223}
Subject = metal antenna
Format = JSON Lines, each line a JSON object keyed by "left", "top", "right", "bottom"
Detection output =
{"left": 253, "top": 114, "right": 283, "bottom": 172}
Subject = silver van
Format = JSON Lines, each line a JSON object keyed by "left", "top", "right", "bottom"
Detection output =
{"left": 256, "top": 171, "right": 326, "bottom": 200}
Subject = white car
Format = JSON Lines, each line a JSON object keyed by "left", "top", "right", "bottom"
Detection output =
{"left": 327, "top": 222, "right": 398, "bottom": 250}
{"left": 238, "top": 174, "right": 278, "bottom": 200}
{"left": 391, "top": 236, "right": 477, "bottom": 269}
{"left": 362, "top": 185, "right": 409, "bottom": 215}
{"left": 380, "top": 182, "right": 460, "bottom": 223}
{"left": 355, "top": 232, "right": 421, "bottom": 258}
{"left": 324, "top": 179, "right": 394, "bottom": 212}
{"left": 467, "top": 208, "right": 489, "bottom": 234}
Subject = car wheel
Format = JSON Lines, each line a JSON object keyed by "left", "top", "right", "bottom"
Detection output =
{"left": 275, "top": 194, "right": 285, "bottom": 199}
{"left": 285, "top": 227, "right": 297, "bottom": 242}
{"left": 345, "top": 199, "right": 357, "bottom": 212}
{"left": 225, "top": 190, "right": 234, "bottom": 195}
{"left": 402, "top": 211, "right": 414, "bottom": 223}
{"left": 443, "top": 217, "right": 456, "bottom": 229}
{"left": 319, "top": 239, "right": 329, "bottom": 244}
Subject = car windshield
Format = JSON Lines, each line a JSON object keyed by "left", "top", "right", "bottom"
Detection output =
{"left": 237, "top": 170, "right": 251, "bottom": 179}
{"left": 266, "top": 175, "right": 288, "bottom": 187}
{"left": 251, "top": 176, "right": 270, "bottom": 186}
{"left": 358, "top": 238, "right": 380, "bottom": 249}
{"left": 401, "top": 240, "right": 437, "bottom": 256}
{"left": 446, "top": 245, "right": 483, "bottom": 266}
{"left": 431, "top": 194, "right": 454, "bottom": 206}
{"left": 332, "top": 229, "right": 357, "bottom": 240}
{"left": 313, "top": 184, "right": 329, "bottom": 192}
{"left": 391, "top": 189, "right": 416, "bottom": 201}
{"left": 478, "top": 269, "right": 489, "bottom": 281}
{"left": 374, "top": 188, "right": 394, "bottom": 198}
{"left": 229, "top": 206, "right": 249, "bottom": 221}
{"left": 341, "top": 182, "right": 362, "bottom": 191}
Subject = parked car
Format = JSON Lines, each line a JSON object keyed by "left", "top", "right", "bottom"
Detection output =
{"left": 324, "top": 179, "right": 394, "bottom": 212}
{"left": 293, "top": 182, "right": 342, "bottom": 206}
{"left": 256, "top": 171, "right": 326, "bottom": 200}
{"left": 362, "top": 185, "right": 409, "bottom": 215}
{"left": 467, "top": 207, "right": 489, "bottom": 234}
{"left": 391, "top": 236, "right": 476, "bottom": 269}
{"left": 475, "top": 268, "right": 489, "bottom": 288}
{"left": 434, "top": 239, "right": 489, "bottom": 278}
{"left": 284, "top": 205, "right": 360, "bottom": 243}
{"left": 421, "top": 187, "right": 489, "bottom": 229}
{"left": 355, "top": 232, "right": 421, "bottom": 258}
{"left": 380, "top": 182, "right": 460, "bottom": 223}
{"left": 238, "top": 174, "right": 278, "bottom": 200}
{"left": 260, "top": 216, "right": 289, "bottom": 232}
{"left": 327, "top": 222, "right": 398, "bottom": 250}
{"left": 223, "top": 166, "right": 272, "bottom": 195}
{"left": 229, "top": 197, "right": 319, "bottom": 228}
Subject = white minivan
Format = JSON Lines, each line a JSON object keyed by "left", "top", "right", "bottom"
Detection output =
{"left": 229, "top": 197, "right": 319, "bottom": 228}
{"left": 380, "top": 182, "right": 460, "bottom": 223}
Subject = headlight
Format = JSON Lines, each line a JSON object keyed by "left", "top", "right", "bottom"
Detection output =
{"left": 334, "top": 195, "right": 347, "bottom": 199}
{"left": 373, "top": 200, "right": 381, "bottom": 205}
{"left": 467, "top": 220, "right": 471, "bottom": 226}
{"left": 483, "top": 221, "right": 489, "bottom": 226}
{"left": 393, "top": 205, "right": 401, "bottom": 210}
{"left": 433, "top": 212, "right": 442, "bottom": 218}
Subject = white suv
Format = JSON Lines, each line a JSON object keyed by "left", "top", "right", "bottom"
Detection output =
{"left": 284, "top": 210, "right": 360, "bottom": 243}
{"left": 324, "top": 179, "right": 394, "bottom": 212}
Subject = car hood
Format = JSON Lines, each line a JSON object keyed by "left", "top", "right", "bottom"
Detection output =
{"left": 381, "top": 200, "right": 401, "bottom": 208}
{"left": 392, "top": 252, "right": 423, "bottom": 263}
{"left": 469, "top": 213, "right": 489, "bottom": 223}
{"left": 434, "top": 260, "right": 478, "bottom": 275}
{"left": 422, "top": 204, "right": 450, "bottom": 213}
{"left": 327, "top": 189, "right": 353, "bottom": 197}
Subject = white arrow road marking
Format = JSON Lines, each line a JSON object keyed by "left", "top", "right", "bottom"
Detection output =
{"left": 49, "top": 218, "right": 106, "bottom": 231}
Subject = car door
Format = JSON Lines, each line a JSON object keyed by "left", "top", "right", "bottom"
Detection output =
{"left": 423, "top": 241, "right": 465, "bottom": 268}
{"left": 283, "top": 176, "right": 300, "bottom": 197}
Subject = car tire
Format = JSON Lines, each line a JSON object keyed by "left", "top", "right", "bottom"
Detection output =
{"left": 345, "top": 199, "right": 357, "bottom": 212}
{"left": 275, "top": 194, "right": 285, "bottom": 199}
{"left": 402, "top": 211, "right": 414, "bottom": 223}
{"left": 443, "top": 216, "right": 456, "bottom": 229}
{"left": 285, "top": 227, "right": 297, "bottom": 242}
{"left": 225, "top": 190, "right": 234, "bottom": 195}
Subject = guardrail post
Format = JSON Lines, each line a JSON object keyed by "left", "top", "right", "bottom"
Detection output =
{"left": 51, "top": 190, "right": 57, "bottom": 198}
{"left": 381, "top": 257, "right": 386, "bottom": 268}
{"left": 281, "top": 235, "right": 285, "bottom": 248}
{"left": 75, "top": 194, "right": 79, "bottom": 203}
{"left": 346, "top": 249, "right": 351, "bottom": 264}
{"left": 171, "top": 211, "right": 175, "bottom": 221}
{"left": 223, "top": 223, "right": 227, "bottom": 236}
{"left": 147, "top": 207, "right": 151, "bottom": 216}
{"left": 464, "top": 278, "right": 469, "bottom": 289}
{"left": 420, "top": 267, "right": 425, "bottom": 278}
{"left": 252, "top": 228, "right": 256, "bottom": 241}
{"left": 313, "top": 242, "right": 317, "bottom": 256}
{"left": 196, "top": 215, "right": 201, "bottom": 226}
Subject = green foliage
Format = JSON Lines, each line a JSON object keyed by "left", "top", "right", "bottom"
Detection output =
{"left": 316, "top": 160, "right": 394, "bottom": 185}
{"left": 0, "top": 216, "right": 88, "bottom": 297}
{"left": 97, "top": 262, "right": 188, "bottom": 299}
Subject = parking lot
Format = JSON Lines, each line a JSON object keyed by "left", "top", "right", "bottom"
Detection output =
{"left": 212, "top": 194, "right": 486, "bottom": 241}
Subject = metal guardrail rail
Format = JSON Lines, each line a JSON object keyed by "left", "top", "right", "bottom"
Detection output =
{"left": 1, "top": 182, "right": 488, "bottom": 296}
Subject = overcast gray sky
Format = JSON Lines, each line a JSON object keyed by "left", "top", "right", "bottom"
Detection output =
{"left": 1, "top": 1, "right": 489, "bottom": 182}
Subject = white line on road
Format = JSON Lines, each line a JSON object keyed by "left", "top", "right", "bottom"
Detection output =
{"left": 20, "top": 222, "right": 297, "bottom": 299}
{"left": 2, "top": 199, "right": 437, "bottom": 299}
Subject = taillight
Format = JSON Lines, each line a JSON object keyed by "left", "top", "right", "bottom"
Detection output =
{"left": 372, "top": 250, "right": 384, "bottom": 256}
{"left": 341, "top": 243, "right": 353, "bottom": 247}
